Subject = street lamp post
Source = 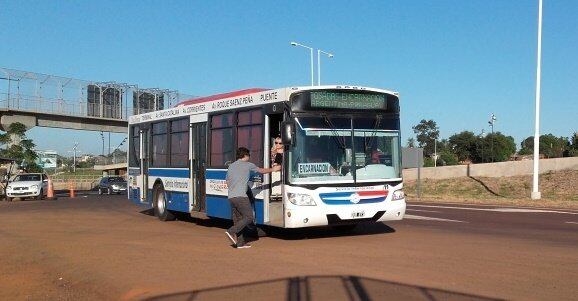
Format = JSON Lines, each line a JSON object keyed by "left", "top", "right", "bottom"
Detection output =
{"left": 68, "top": 142, "right": 79, "bottom": 173}
{"left": 432, "top": 138, "right": 438, "bottom": 167}
{"left": 480, "top": 129, "right": 486, "bottom": 163}
{"left": 317, "top": 49, "right": 333, "bottom": 86}
{"left": 100, "top": 132, "right": 105, "bottom": 156}
{"left": 290, "top": 42, "right": 314, "bottom": 86}
{"left": 488, "top": 113, "right": 497, "bottom": 162}
{"left": 532, "top": 0, "right": 543, "bottom": 200}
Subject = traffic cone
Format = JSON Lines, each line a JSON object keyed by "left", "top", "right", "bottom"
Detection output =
{"left": 46, "top": 177, "right": 56, "bottom": 200}
{"left": 69, "top": 181, "right": 76, "bottom": 198}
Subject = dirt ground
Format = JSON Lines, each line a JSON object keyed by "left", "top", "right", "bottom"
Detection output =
{"left": 404, "top": 170, "right": 578, "bottom": 209}
{"left": 1, "top": 195, "right": 577, "bottom": 300}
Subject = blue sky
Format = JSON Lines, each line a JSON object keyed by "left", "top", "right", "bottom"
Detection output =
{"left": 1, "top": 0, "right": 577, "bottom": 155}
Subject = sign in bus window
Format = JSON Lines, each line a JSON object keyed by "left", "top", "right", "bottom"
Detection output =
{"left": 310, "top": 92, "right": 386, "bottom": 110}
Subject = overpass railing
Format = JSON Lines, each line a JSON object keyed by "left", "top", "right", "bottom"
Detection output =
{"left": 0, "top": 93, "right": 125, "bottom": 120}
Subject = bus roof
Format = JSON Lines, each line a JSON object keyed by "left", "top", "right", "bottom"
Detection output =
{"left": 129, "top": 85, "right": 398, "bottom": 124}
{"left": 176, "top": 88, "right": 270, "bottom": 107}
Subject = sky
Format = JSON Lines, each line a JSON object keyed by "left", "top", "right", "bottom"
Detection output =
{"left": 1, "top": 0, "right": 577, "bottom": 155}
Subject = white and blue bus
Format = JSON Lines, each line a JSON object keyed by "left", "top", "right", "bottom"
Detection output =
{"left": 127, "top": 86, "right": 406, "bottom": 229}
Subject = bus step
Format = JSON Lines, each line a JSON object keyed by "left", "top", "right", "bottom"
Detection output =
{"left": 190, "top": 211, "right": 210, "bottom": 220}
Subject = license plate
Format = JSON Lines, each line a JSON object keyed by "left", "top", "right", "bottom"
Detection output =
{"left": 351, "top": 211, "right": 365, "bottom": 218}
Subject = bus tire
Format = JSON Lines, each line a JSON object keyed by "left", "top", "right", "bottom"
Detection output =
{"left": 153, "top": 184, "right": 176, "bottom": 222}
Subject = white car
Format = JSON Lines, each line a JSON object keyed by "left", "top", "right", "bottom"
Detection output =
{"left": 6, "top": 173, "right": 49, "bottom": 201}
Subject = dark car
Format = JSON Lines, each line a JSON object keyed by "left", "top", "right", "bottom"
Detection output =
{"left": 98, "top": 176, "right": 127, "bottom": 195}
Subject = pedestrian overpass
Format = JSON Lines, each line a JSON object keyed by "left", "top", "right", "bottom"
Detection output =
{"left": 0, "top": 67, "right": 192, "bottom": 134}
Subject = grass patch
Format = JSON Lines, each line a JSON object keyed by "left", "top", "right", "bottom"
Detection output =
{"left": 405, "top": 170, "right": 578, "bottom": 209}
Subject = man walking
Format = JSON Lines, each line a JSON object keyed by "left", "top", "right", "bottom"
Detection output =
{"left": 225, "top": 147, "right": 280, "bottom": 248}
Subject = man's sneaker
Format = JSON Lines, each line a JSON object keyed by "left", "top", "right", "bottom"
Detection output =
{"left": 225, "top": 231, "right": 237, "bottom": 245}
{"left": 237, "top": 244, "right": 252, "bottom": 249}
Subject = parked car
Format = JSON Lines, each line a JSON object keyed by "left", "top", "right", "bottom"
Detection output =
{"left": 6, "top": 173, "right": 49, "bottom": 201}
{"left": 98, "top": 176, "right": 127, "bottom": 195}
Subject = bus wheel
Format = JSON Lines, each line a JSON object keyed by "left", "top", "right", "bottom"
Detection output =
{"left": 154, "top": 185, "right": 176, "bottom": 221}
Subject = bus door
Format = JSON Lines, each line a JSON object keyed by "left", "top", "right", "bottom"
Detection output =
{"left": 139, "top": 128, "right": 150, "bottom": 204}
{"left": 190, "top": 121, "right": 207, "bottom": 212}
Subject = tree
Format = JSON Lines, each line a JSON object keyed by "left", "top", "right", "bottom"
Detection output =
{"left": 569, "top": 132, "right": 578, "bottom": 157}
{"left": 518, "top": 134, "right": 570, "bottom": 158}
{"left": 0, "top": 123, "right": 42, "bottom": 172}
{"left": 406, "top": 137, "right": 416, "bottom": 148}
{"left": 448, "top": 131, "right": 478, "bottom": 162}
{"left": 438, "top": 149, "right": 459, "bottom": 166}
{"left": 412, "top": 119, "right": 439, "bottom": 157}
{"left": 478, "top": 132, "right": 516, "bottom": 162}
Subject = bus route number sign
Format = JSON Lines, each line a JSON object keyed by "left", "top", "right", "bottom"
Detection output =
{"left": 310, "top": 91, "right": 386, "bottom": 110}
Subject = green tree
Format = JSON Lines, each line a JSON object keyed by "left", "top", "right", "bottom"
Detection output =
{"left": 406, "top": 137, "right": 416, "bottom": 148}
{"left": 568, "top": 132, "right": 578, "bottom": 157}
{"left": 518, "top": 134, "right": 569, "bottom": 158}
{"left": 0, "top": 123, "right": 42, "bottom": 172}
{"left": 480, "top": 132, "right": 516, "bottom": 162}
{"left": 448, "top": 131, "right": 478, "bottom": 162}
{"left": 412, "top": 119, "right": 439, "bottom": 157}
{"left": 438, "top": 149, "right": 459, "bottom": 166}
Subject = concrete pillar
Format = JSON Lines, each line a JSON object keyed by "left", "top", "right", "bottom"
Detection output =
{"left": 0, "top": 114, "right": 37, "bottom": 147}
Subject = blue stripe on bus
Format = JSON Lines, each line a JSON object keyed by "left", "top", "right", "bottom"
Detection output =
{"left": 166, "top": 191, "right": 189, "bottom": 213}
{"left": 206, "top": 169, "right": 227, "bottom": 180}
{"left": 149, "top": 168, "right": 190, "bottom": 178}
{"left": 205, "top": 195, "right": 264, "bottom": 224}
{"left": 205, "top": 169, "right": 262, "bottom": 182}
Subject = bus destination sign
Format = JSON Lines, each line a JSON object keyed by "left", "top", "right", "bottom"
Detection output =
{"left": 310, "top": 91, "right": 386, "bottom": 110}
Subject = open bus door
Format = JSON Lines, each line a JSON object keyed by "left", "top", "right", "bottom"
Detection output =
{"left": 139, "top": 128, "right": 150, "bottom": 204}
{"left": 190, "top": 120, "right": 207, "bottom": 212}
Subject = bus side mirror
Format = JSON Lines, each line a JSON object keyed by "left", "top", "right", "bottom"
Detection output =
{"left": 281, "top": 121, "right": 295, "bottom": 146}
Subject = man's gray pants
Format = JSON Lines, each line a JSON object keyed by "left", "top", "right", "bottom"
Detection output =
{"left": 227, "top": 197, "right": 255, "bottom": 245}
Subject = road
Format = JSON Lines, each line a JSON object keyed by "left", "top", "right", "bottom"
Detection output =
{"left": 1, "top": 194, "right": 577, "bottom": 301}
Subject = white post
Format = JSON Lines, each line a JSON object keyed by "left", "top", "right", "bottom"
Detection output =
{"left": 317, "top": 49, "right": 321, "bottom": 86}
{"left": 434, "top": 139, "right": 437, "bottom": 167}
{"left": 309, "top": 47, "right": 314, "bottom": 86}
{"left": 317, "top": 49, "right": 334, "bottom": 86}
{"left": 532, "top": 0, "right": 543, "bottom": 200}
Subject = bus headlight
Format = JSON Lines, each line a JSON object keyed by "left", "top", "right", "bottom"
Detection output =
{"left": 287, "top": 193, "right": 317, "bottom": 206}
{"left": 392, "top": 190, "right": 405, "bottom": 201}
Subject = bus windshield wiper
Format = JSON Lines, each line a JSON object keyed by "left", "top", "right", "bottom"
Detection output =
{"left": 364, "top": 115, "right": 382, "bottom": 151}
{"left": 322, "top": 114, "right": 347, "bottom": 150}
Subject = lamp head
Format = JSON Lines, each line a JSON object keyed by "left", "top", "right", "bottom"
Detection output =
{"left": 290, "top": 42, "right": 297, "bottom": 46}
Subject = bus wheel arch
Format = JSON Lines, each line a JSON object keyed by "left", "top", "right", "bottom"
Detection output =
{"left": 153, "top": 181, "right": 176, "bottom": 222}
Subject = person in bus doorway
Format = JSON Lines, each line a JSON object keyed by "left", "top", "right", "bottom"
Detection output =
{"left": 225, "top": 147, "right": 281, "bottom": 249}
{"left": 270, "top": 136, "right": 284, "bottom": 167}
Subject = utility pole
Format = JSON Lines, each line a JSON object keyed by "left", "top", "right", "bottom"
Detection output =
{"left": 100, "top": 132, "right": 105, "bottom": 157}
{"left": 72, "top": 142, "right": 79, "bottom": 173}
{"left": 480, "top": 129, "right": 486, "bottom": 163}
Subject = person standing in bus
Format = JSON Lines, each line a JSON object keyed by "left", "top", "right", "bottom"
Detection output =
{"left": 225, "top": 147, "right": 281, "bottom": 248}
{"left": 270, "top": 136, "right": 284, "bottom": 166}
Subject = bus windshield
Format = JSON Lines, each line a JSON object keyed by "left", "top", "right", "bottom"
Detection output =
{"left": 288, "top": 116, "right": 401, "bottom": 184}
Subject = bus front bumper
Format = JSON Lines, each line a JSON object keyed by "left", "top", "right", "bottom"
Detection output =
{"left": 284, "top": 199, "right": 406, "bottom": 228}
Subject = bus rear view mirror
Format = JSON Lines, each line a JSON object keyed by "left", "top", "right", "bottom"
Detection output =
{"left": 281, "top": 121, "right": 295, "bottom": 146}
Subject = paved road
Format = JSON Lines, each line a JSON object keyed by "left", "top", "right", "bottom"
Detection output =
{"left": 1, "top": 195, "right": 577, "bottom": 301}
